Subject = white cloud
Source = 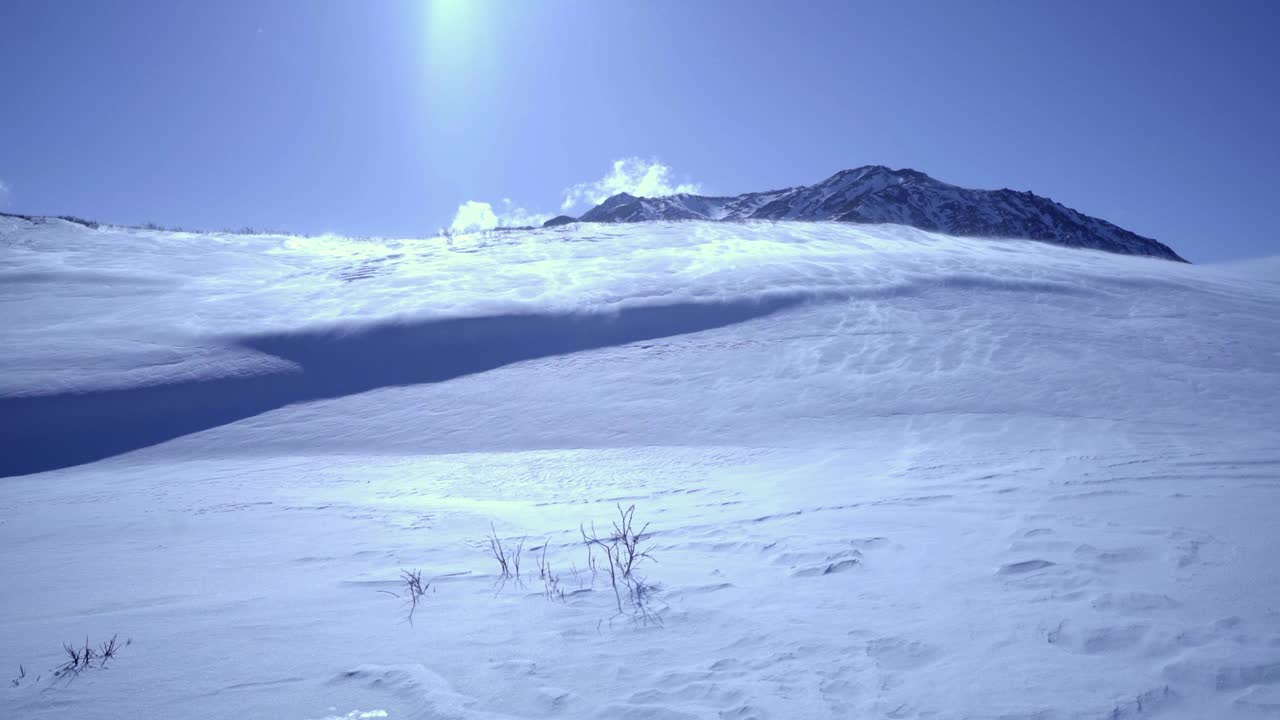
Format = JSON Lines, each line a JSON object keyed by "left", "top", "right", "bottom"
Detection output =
{"left": 448, "top": 200, "right": 498, "bottom": 234}
{"left": 447, "top": 198, "right": 550, "bottom": 235}
{"left": 0, "top": 178, "right": 9, "bottom": 205}
{"left": 446, "top": 157, "right": 699, "bottom": 234}
{"left": 561, "top": 157, "right": 701, "bottom": 211}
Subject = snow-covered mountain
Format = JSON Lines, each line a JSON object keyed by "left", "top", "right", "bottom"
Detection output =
{"left": 572, "top": 166, "right": 1186, "bottom": 261}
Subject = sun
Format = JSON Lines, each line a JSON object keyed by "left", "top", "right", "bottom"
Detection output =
{"left": 425, "top": 0, "right": 485, "bottom": 68}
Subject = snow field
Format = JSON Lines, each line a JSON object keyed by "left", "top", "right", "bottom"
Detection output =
{"left": 1, "top": 217, "right": 1278, "bottom": 718}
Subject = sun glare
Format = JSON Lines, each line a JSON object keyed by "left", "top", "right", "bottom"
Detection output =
{"left": 425, "top": 0, "right": 485, "bottom": 71}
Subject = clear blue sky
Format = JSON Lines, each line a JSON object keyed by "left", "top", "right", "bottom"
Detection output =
{"left": 1, "top": 0, "right": 1277, "bottom": 262}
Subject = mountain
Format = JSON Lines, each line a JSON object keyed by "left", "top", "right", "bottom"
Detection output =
{"left": 542, "top": 214, "right": 578, "bottom": 227}
{"left": 566, "top": 166, "right": 1185, "bottom": 261}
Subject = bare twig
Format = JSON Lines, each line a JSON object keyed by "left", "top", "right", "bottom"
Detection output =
{"left": 487, "top": 524, "right": 526, "bottom": 588}
{"left": 581, "top": 505, "right": 661, "bottom": 621}
{"left": 400, "top": 568, "right": 430, "bottom": 625}
{"left": 607, "top": 504, "right": 656, "bottom": 578}
{"left": 98, "top": 634, "right": 122, "bottom": 667}
{"left": 511, "top": 536, "right": 525, "bottom": 581}
{"left": 488, "top": 523, "right": 510, "bottom": 577}
{"left": 534, "top": 542, "right": 565, "bottom": 601}
{"left": 53, "top": 634, "right": 129, "bottom": 680}
{"left": 581, "top": 520, "right": 623, "bottom": 614}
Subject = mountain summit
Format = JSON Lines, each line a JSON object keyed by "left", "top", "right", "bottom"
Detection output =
{"left": 560, "top": 166, "right": 1185, "bottom": 262}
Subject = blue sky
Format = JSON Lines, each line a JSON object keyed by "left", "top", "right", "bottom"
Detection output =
{"left": 1, "top": 0, "right": 1276, "bottom": 262}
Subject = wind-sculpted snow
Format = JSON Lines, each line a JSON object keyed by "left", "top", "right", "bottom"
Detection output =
{"left": 0, "top": 214, "right": 1215, "bottom": 401}
{"left": 1, "top": 215, "right": 1277, "bottom": 719}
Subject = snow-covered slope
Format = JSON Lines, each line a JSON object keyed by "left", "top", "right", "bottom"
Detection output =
{"left": 574, "top": 166, "right": 1186, "bottom": 262}
{"left": 1, "top": 215, "right": 1277, "bottom": 719}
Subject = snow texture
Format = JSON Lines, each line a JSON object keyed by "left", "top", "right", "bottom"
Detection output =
{"left": 1, "top": 214, "right": 1277, "bottom": 719}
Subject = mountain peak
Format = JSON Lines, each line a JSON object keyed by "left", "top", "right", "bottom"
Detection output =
{"left": 597, "top": 191, "right": 637, "bottom": 207}
{"left": 818, "top": 165, "right": 938, "bottom": 185}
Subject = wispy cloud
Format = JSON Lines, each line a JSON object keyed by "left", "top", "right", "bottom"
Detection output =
{"left": 0, "top": 178, "right": 10, "bottom": 206}
{"left": 448, "top": 198, "right": 550, "bottom": 234}
{"left": 561, "top": 157, "right": 701, "bottom": 211}
{"left": 493, "top": 198, "right": 551, "bottom": 228}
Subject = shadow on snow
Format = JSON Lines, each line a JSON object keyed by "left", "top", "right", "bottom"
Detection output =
{"left": 0, "top": 296, "right": 810, "bottom": 478}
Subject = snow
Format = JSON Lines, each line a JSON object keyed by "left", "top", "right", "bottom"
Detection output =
{"left": 2, "top": 216, "right": 1278, "bottom": 719}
